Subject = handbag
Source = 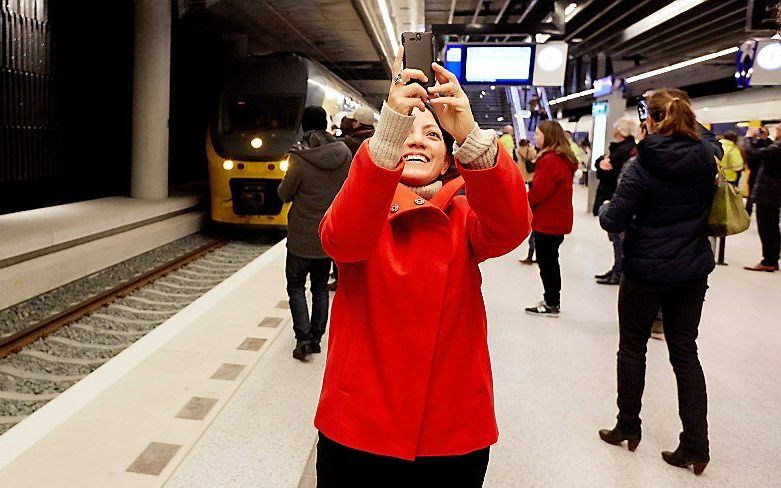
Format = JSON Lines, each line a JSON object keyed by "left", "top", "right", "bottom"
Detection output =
{"left": 707, "top": 163, "right": 750, "bottom": 236}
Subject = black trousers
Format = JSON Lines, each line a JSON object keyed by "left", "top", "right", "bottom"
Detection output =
{"left": 616, "top": 276, "right": 710, "bottom": 457}
{"left": 285, "top": 252, "right": 331, "bottom": 345}
{"left": 316, "top": 433, "right": 490, "bottom": 488}
{"left": 756, "top": 203, "right": 781, "bottom": 268}
{"left": 534, "top": 232, "right": 565, "bottom": 306}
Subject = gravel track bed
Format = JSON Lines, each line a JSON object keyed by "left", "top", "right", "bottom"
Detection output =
{"left": 53, "top": 327, "right": 143, "bottom": 347}
{"left": 0, "top": 236, "right": 276, "bottom": 433}
{"left": 77, "top": 316, "right": 157, "bottom": 333}
{"left": 27, "top": 338, "right": 126, "bottom": 360}
{"left": 0, "top": 234, "right": 214, "bottom": 336}
{"left": 0, "top": 372, "right": 78, "bottom": 395}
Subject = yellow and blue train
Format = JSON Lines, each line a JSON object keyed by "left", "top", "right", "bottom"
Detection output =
{"left": 207, "top": 53, "right": 375, "bottom": 227}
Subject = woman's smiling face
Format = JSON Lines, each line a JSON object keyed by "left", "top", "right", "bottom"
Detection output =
{"left": 399, "top": 108, "right": 449, "bottom": 187}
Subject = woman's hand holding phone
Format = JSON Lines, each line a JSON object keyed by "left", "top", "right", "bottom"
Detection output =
{"left": 427, "top": 63, "right": 476, "bottom": 145}
{"left": 387, "top": 47, "right": 429, "bottom": 116}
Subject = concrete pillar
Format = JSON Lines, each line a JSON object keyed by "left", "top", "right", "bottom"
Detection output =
{"left": 131, "top": 0, "right": 171, "bottom": 199}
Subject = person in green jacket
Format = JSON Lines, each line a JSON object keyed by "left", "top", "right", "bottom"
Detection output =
{"left": 719, "top": 131, "right": 745, "bottom": 186}
{"left": 499, "top": 124, "right": 515, "bottom": 159}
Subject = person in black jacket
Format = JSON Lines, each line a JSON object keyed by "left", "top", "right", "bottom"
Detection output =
{"left": 744, "top": 127, "right": 773, "bottom": 215}
{"left": 597, "top": 89, "right": 716, "bottom": 476}
{"left": 743, "top": 124, "right": 781, "bottom": 272}
{"left": 594, "top": 117, "right": 637, "bottom": 285}
{"left": 279, "top": 106, "right": 352, "bottom": 362}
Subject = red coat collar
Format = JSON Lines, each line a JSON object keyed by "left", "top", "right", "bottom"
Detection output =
{"left": 387, "top": 176, "right": 465, "bottom": 219}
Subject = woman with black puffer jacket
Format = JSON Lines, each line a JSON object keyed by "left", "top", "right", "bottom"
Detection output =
{"left": 597, "top": 89, "right": 716, "bottom": 476}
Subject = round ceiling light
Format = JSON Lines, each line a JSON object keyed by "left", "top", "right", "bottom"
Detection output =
{"left": 756, "top": 42, "right": 781, "bottom": 71}
{"left": 537, "top": 45, "right": 564, "bottom": 72}
{"left": 251, "top": 137, "right": 263, "bottom": 149}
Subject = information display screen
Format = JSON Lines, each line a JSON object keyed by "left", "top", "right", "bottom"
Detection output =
{"left": 463, "top": 45, "right": 534, "bottom": 85}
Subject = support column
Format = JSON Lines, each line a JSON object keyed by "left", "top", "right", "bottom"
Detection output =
{"left": 131, "top": 0, "right": 171, "bottom": 199}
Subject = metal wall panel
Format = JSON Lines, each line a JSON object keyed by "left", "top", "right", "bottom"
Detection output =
{"left": 0, "top": 0, "right": 60, "bottom": 186}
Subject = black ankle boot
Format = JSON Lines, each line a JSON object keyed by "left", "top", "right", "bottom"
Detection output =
{"left": 661, "top": 445, "right": 709, "bottom": 475}
{"left": 599, "top": 425, "right": 641, "bottom": 451}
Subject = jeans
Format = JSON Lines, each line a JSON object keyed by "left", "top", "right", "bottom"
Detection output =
{"left": 755, "top": 204, "right": 781, "bottom": 268}
{"left": 616, "top": 276, "right": 710, "bottom": 456}
{"left": 285, "top": 252, "right": 331, "bottom": 345}
{"left": 608, "top": 232, "right": 624, "bottom": 278}
{"left": 535, "top": 232, "right": 565, "bottom": 307}
{"left": 316, "top": 433, "right": 490, "bottom": 488}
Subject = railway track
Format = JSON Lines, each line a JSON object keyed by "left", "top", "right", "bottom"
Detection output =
{"left": 0, "top": 236, "right": 277, "bottom": 434}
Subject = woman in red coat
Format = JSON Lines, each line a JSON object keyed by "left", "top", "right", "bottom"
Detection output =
{"left": 314, "top": 49, "right": 531, "bottom": 487}
{"left": 524, "top": 121, "right": 578, "bottom": 317}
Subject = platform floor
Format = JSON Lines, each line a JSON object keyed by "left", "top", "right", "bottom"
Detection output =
{"left": 0, "top": 187, "right": 778, "bottom": 487}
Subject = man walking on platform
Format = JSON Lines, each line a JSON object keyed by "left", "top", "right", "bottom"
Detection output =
{"left": 279, "top": 106, "right": 352, "bottom": 361}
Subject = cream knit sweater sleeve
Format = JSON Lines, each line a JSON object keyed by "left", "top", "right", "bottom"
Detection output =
{"left": 368, "top": 103, "right": 499, "bottom": 170}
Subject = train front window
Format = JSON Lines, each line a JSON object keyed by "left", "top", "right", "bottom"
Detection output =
{"left": 225, "top": 96, "right": 302, "bottom": 133}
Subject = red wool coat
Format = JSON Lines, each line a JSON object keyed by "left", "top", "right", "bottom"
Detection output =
{"left": 527, "top": 151, "right": 577, "bottom": 235}
{"left": 315, "top": 142, "right": 532, "bottom": 460}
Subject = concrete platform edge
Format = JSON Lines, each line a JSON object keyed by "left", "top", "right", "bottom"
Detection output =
{"left": 0, "top": 238, "right": 288, "bottom": 470}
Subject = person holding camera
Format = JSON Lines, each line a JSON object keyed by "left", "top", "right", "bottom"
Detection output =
{"left": 598, "top": 89, "right": 715, "bottom": 475}
{"left": 314, "top": 47, "right": 531, "bottom": 487}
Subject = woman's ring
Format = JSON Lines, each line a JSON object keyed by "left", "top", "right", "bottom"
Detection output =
{"left": 393, "top": 73, "right": 405, "bottom": 85}
{"left": 449, "top": 84, "right": 461, "bottom": 97}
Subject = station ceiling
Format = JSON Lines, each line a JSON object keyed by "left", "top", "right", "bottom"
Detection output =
{"left": 182, "top": 0, "right": 778, "bottom": 107}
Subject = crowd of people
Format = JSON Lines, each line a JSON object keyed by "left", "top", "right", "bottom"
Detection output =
{"left": 275, "top": 45, "right": 780, "bottom": 485}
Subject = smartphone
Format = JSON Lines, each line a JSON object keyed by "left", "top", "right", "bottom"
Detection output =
{"left": 637, "top": 98, "right": 648, "bottom": 122}
{"left": 401, "top": 32, "right": 435, "bottom": 88}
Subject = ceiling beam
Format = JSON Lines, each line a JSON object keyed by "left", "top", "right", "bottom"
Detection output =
{"left": 570, "top": 0, "right": 655, "bottom": 55}
{"left": 608, "top": 0, "right": 744, "bottom": 57}
{"left": 494, "top": 0, "right": 514, "bottom": 23}
{"left": 447, "top": 0, "right": 457, "bottom": 23}
{"left": 432, "top": 22, "right": 537, "bottom": 35}
{"left": 618, "top": 0, "right": 710, "bottom": 43}
{"left": 565, "top": 0, "right": 623, "bottom": 40}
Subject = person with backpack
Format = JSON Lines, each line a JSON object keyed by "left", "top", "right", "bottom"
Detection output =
{"left": 516, "top": 139, "right": 537, "bottom": 264}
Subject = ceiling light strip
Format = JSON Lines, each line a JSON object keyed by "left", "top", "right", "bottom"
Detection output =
{"left": 624, "top": 46, "right": 739, "bottom": 83}
{"left": 548, "top": 46, "right": 739, "bottom": 106}
{"left": 377, "top": 0, "right": 399, "bottom": 54}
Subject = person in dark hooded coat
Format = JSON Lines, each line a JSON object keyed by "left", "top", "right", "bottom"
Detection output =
{"left": 597, "top": 89, "right": 715, "bottom": 476}
{"left": 279, "top": 106, "right": 352, "bottom": 361}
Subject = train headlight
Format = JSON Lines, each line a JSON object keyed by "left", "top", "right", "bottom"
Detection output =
{"left": 223, "top": 160, "right": 234, "bottom": 170}
{"left": 250, "top": 137, "right": 263, "bottom": 149}
{"left": 280, "top": 158, "right": 289, "bottom": 172}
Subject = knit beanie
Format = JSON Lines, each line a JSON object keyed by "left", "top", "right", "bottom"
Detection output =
{"left": 301, "top": 105, "right": 327, "bottom": 132}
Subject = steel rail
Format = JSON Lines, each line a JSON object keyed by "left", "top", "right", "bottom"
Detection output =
{"left": 0, "top": 239, "right": 230, "bottom": 359}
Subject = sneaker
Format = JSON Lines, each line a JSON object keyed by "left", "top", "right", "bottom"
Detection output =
{"left": 311, "top": 342, "right": 322, "bottom": 354}
{"left": 518, "top": 258, "right": 535, "bottom": 265}
{"left": 525, "top": 301, "right": 560, "bottom": 317}
{"left": 594, "top": 270, "right": 612, "bottom": 279}
{"left": 292, "top": 342, "right": 312, "bottom": 362}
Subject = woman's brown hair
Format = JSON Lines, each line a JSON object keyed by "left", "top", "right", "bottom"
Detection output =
{"left": 647, "top": 88, "right": 699, "bottom": 141}
{"left": 536, "top": 120, "right": 578, "bottom": 166}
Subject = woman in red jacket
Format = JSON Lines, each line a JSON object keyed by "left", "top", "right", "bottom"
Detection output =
{"left": 524, "top": 121, "right": 578, "bottom": 317}
{"left": 315, "top": 49, "right": 531, "bottom": 487}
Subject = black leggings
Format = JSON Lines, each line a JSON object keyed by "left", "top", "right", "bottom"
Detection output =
{"left": 534, "top": 232, "right": 565, "bottom": 306}
{"left": 316, "top": 433, "right": 490, "bottom": 488}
